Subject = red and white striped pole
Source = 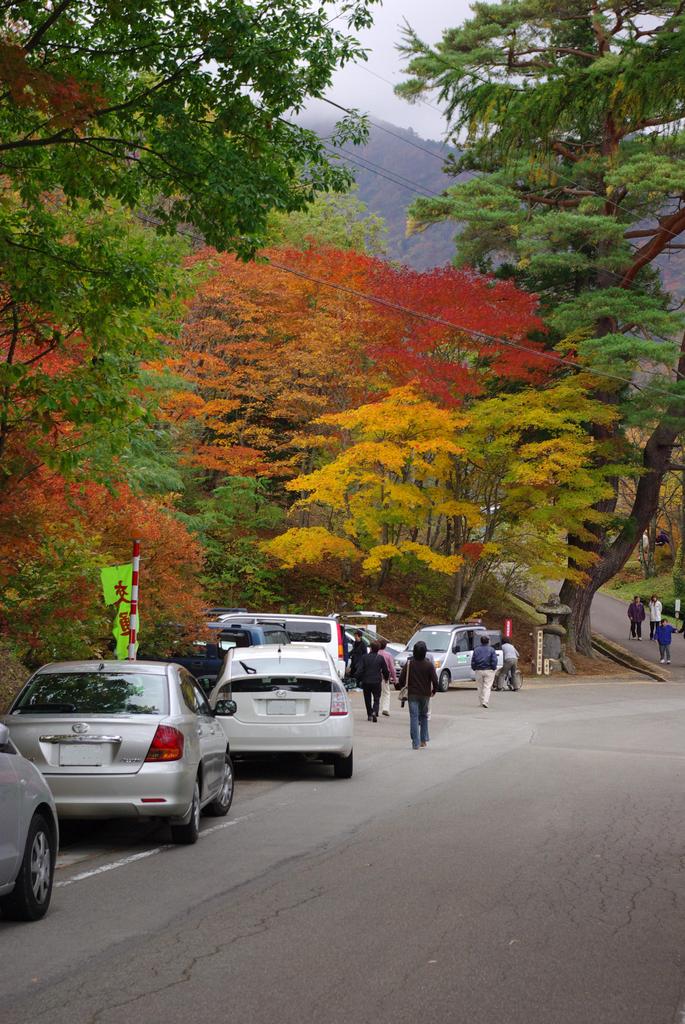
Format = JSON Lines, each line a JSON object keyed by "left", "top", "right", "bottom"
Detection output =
{"left": 128, "top": 539, "right": 141, "bottom": 660}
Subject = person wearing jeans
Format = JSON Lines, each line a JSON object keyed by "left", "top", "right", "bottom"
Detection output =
{"left": 471, "top": 635, "right": 498, "bottom": 708}
{"left": 655, "top": 618, "right": 676, "bottom": 664}
{"left": 396, "top": 641, "right": 438, "bottom": 749}
{"left": 408, "top": 697, "right": 430, "bottom": 748}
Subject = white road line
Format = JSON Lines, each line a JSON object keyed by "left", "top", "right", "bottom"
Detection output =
{"left": 198, "top": 813, "right": 252, "bottom": 838}
{"left": 55, "top": 847, "right": 169, "bottom": 887}
{"left": 55, "top": 814, "right": 252, "bottom": 888}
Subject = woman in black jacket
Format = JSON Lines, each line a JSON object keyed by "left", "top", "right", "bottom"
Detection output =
{"left": 397, "top": 641, "right": 438, "bottom": 749}
{"left": 355, "top": 640, "right": 389, "bottom": 722}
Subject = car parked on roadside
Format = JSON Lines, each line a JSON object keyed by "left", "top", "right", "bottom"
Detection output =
{"left": 0, "top": 722, "right": 58, "bottom": 921}
{"left": 339, "top": 611, "right": 405, "bottom": 659}
{"left": 209, "top": 613, "right": 346, "bottom": 678}
{"left": 395, "top": 624, "right": 503, "bottom": 691}
{"left": 342, "top": 625, "right": 404, "bottom": 658}
{"left": 5, "top": 660, "right": 235, "bottom": 844}
{"left": 139, "top": 622, "right": 290, "bottom": 690}
{"left": 209, "top": 644, "right": 354, "bottom": 778}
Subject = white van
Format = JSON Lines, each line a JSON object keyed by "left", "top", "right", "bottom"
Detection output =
{"left": 209, "top": 613, "right": 346, "bottom": 678}
{"left": 394, "top": 624, "right": 503, "bottom": 692}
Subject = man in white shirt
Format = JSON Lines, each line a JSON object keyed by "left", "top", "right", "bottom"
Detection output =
{"left": 494, "top": 640, "right": 520, "bottom": 690}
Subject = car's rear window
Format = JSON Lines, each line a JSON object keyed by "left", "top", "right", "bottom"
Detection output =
{"left": 285, "top": 620, "right": 332, "bottom": 643}
{"left": 231, "top": 657, "right": 330, "bottom": 678}
{"left": 219, "top": 676, "right": 332, "bottom": 694}
{"left": 12, "top": 672, "right": 168, "bottom": 715}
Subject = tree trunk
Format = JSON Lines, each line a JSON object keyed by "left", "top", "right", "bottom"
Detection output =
{"left": 563, "top": 336, "right": 685, "bottom": 653}
{"left": 449, "top": 566, "right": 478, "bottom": 621}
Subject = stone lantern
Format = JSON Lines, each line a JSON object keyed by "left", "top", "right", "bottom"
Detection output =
{"left": 534, "top": 593, "right": 574, "bottom": 673}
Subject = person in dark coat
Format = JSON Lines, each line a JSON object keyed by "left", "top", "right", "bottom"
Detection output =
{"left": 348, "top": 630, "right": 368, "bottom": 681}
{"left": 627, "top": 595, "right": 646, "bottom": 640}
{"left": 355, "top": 640, "right": 389, "bottom": 722}
{"left": 396, "top": 640, "right": 438, "bottom": 749}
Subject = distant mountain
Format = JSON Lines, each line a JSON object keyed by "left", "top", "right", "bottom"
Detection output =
{"left": 304, "top": 115, "right": 460, "bottom": 269}
{"left": 305, "top": 115, "right": 684, "bottom": 296}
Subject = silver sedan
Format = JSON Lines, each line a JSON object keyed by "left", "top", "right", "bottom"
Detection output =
{"left": 4, "top": 660, "right": 237, "bottom": 844}
{"left": 0, "top": 722, "right": 58, "bottom": 921}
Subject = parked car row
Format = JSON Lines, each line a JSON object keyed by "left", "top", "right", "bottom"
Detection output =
{"left": 1, "top": 608, "right": 502, "bottom": 923}
{"left": 1, "top": 638, "right": 354, "bottom": 922}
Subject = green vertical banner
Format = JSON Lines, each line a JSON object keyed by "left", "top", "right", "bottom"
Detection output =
{"left": 100, "top": 563, "right": 139, "bottom": 659}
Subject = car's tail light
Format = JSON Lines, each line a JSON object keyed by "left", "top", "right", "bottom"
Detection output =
{"left": 330, "top": 683, "right": 349, "bottom": 716}
{"left": 145, "top": 725, "right": 184, "bottom": 762}
{"left": 337, "top": 622, "right": 344, "bottom": 660}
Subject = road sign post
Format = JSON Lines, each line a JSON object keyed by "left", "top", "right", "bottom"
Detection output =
{"left": 534, "top": 627, "right": 544, "bottom": 675}
{"left": 128, "top": 539, "right": 141, "bottom": 660}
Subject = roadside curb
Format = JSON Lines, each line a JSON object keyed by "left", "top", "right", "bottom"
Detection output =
{"left": 591, "top": 632, "right": 670, "bottom": 682}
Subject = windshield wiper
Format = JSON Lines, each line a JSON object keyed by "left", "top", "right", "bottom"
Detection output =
{"left": 238, "top": 661, "right": 257, "bottom": 675}
{"left": 15, "top": 703, "right": 77, "bottom": 713}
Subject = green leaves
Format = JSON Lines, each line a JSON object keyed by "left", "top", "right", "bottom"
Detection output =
{"left": 0, "top": 1, "right": 380, "bottom": 259}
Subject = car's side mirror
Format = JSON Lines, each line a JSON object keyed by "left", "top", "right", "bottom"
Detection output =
{"left": 214, "top": 698, "right": 237, "bottom": 717}
{"left": 0, "top": 722, "right": 11, "bottom": 752}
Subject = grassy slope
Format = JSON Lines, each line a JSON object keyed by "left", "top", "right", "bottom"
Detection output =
{"left": 603, "top": 553, "right": 677, "bottom": 611}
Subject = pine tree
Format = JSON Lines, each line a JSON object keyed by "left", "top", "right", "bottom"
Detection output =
{"left": 399, "top": 0, "right": 685, "bottom": 651}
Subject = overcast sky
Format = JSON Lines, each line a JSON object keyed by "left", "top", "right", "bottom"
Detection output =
{"left": 308, "top": 1, "right": 473, "bottom": 139}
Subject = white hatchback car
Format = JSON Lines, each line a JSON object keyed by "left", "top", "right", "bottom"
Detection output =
{"left": 0, "top": 723, "right": 58, "bottom": 921}
{"left": 209, "top": 645, "right": 354, "bottom": 778}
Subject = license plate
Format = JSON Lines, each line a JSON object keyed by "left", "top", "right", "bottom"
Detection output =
{"left": 59, "top": 743, "right": 105, "bottom": 766}
{"left": 267, "top": 700, "right": 295, "bottom": 716}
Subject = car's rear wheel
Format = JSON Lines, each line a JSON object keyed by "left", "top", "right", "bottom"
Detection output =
{"left": 0, "top": 812, "right": 55, "bottom": 921}
{"left": 438, "top": 669, "right": 451, "bottom": 693}
{"left": 170, "top": 779, "right": 200, "bottom": 845}
{"left": 333, "top": 750, "right": 353, "bottom": 779}
{"left": 205, "top": 755, "right": 234, "bottom": 817}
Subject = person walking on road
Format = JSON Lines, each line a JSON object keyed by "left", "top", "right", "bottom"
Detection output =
{"left": 471, "top": 635, "right": 498, "bottom": 708}
{"left": 494, "top": 639, "right": 519, "bottom": 690}
{"left": 396, "top": 640, "right": 437, "bottom": 749}
{"left": 628, "top": 596, "right": 645, "bottom": 640}
{"left": 377, "top": 638, "right": 397, "bottom": 717}
{"left": 355, "top": 640, "right": 389, "bottom": 722}
{"left": 648, "top": 594, "right": 662, "bottom": 641}
{"left": 655, "top": 618, "right": 676, "bottom": 664}
{"left": 348, "top": 630, "right": 368, "bottom": 683}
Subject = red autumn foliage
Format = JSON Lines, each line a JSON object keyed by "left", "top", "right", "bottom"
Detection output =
{"left": 165, "top": 244, "right": 549, "bottom": 481}
{"left": 0, "top": 472, "right": 205, "bottom": 661}
{"left": 0, "top": 42, "right": 104, "bottom": 127}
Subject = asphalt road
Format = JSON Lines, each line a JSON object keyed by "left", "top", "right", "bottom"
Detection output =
{"left": 593, "top": 591, "right": 685, "bottom": 674}
{"left": 2, "top": 679, "right": 684, "bottom": 1024}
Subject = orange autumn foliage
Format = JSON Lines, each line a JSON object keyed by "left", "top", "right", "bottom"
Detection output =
{"left": 0, "top": 472, "right": 205, "bottom": 663}
{"left": 160, "top": 245, "right": 377, "bottom": 478}
{"left": 164, "top": 244, "right": 547, "bottom": 481}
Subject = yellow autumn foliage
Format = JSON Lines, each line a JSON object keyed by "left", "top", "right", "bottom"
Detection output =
{"left": 261, "top": 527, "right": 360, "bottom": 569}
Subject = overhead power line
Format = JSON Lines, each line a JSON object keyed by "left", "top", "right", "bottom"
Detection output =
{"left": 348, "top": 66, "right": 685, "bottom": 246}
{"left": 134, "top": 214, "right": 682, "bottom": 399}
{"left": 322, "top": 141, "right": 442, "bottom": 197}
{"left": 266, "top": 258, "right": 681, "bottom": 399}
{"left": 321, "top": 96, "right": 450, "bottom": 163}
